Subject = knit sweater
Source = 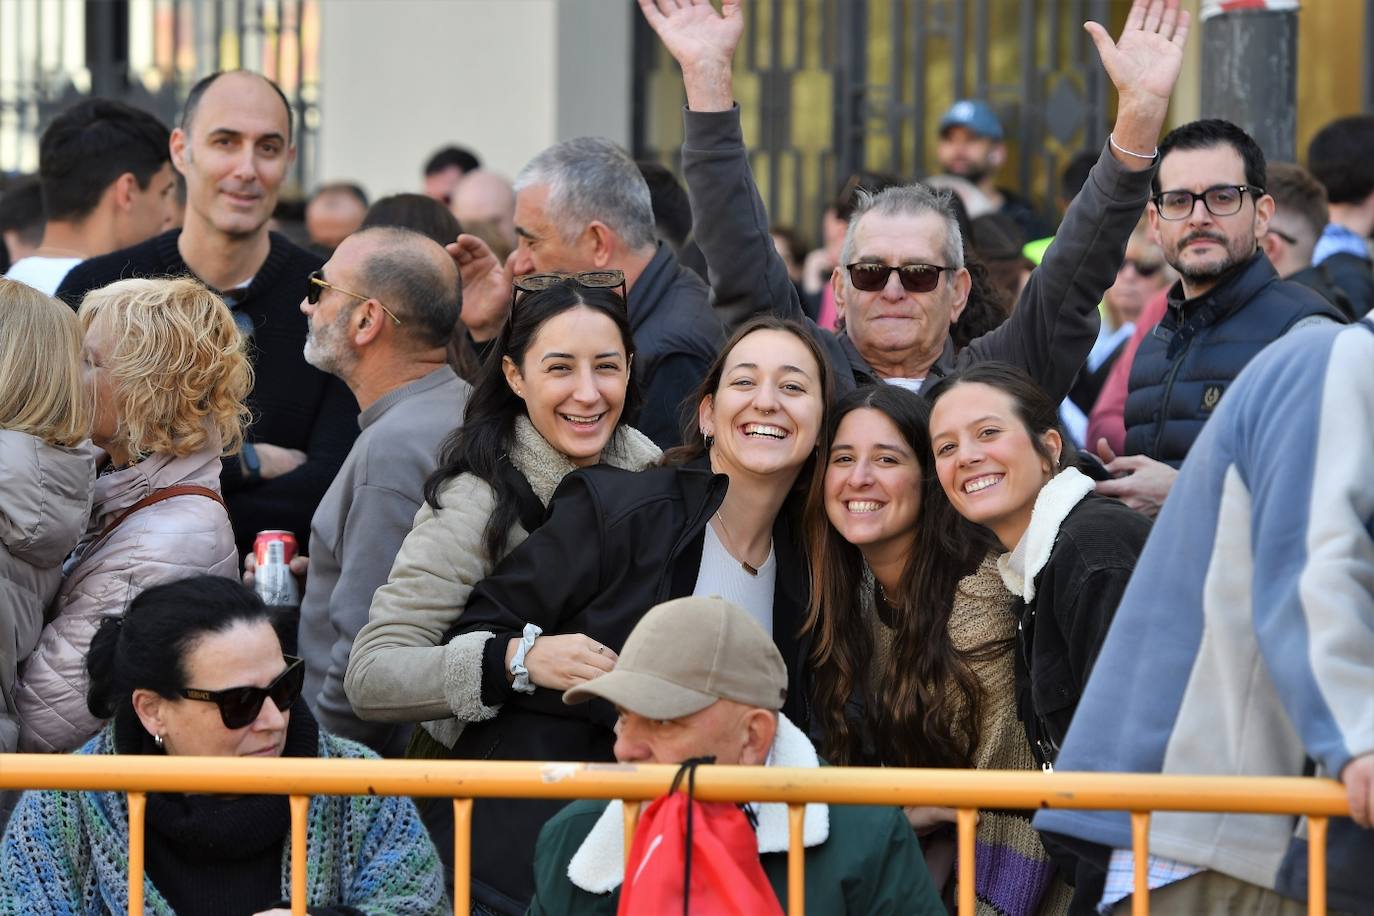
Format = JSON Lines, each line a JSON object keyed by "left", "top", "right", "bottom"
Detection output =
{"left": 864, "top": 555, "right": 1070, "bottom": 916}
{"left": 0, "top": 705, "right": 446, "bottom": 916}
{"left": 56, "top": 229, "right": 359, "bottom": 554}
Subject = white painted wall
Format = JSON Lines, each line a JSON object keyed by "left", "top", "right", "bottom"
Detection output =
{"left": 317, "top": 0, "right": 632, "bottom": 199}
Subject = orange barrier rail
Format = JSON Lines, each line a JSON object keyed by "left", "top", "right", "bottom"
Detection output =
{"left": 0, "top": 754, "right": 1348, "bottom": 916}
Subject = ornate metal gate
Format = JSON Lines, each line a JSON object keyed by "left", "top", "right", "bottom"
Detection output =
{"left": 633, "top": 0, "right": 1116, "bottom": 245}
{"left": 0, "top": 0, "right": 321, "bottom": 190}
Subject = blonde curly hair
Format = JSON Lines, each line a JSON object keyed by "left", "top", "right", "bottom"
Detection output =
{"left": 0, "top": 278, "right": 91, "bottom": 447}
{"left": 78, "top": 277, "right": 253, "bottom": 461}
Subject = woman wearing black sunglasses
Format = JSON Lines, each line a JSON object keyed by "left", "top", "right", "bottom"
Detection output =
{"left": 0, "top": 575, "right": 447, "bottom": 915}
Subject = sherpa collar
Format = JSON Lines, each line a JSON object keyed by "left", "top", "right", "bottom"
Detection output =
{"left": 996, "top": 467, "right": 1094, "bottom": 602}
{"left": 509, "top": 416, "right": 661, "bottom": 507}
{"left": 566, "top": 714, "right": 830, "bottom": 894}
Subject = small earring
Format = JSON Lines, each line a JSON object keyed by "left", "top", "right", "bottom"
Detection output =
{"left": 154, "top": 733, "right": 165, "bottom": 751}
{"left": 701, "top": 430, "right": 715, "bottom": 450}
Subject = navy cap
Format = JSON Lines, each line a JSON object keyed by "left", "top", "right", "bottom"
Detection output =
{"left": 938, "top": 99, "right": 1004, "bottom": 141}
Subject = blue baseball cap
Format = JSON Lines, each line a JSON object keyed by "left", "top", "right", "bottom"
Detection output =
{"left": 938, "top": 99, "right": 1004, "bottom": 141}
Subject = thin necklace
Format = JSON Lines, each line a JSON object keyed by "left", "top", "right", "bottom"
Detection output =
{"left": 713, "top": 510, "right": 767, "bottom": 577}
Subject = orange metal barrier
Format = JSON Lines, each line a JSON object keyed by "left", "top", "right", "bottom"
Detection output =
{"left": 0, "top": 754, "right": 1349, "bottom": 916}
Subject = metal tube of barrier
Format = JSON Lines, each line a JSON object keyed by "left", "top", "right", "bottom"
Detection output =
{"left": 957, "top": 808, "right": 977, "bottom": 916}
{"left": 788, "top": 803, "right": 805, "bottom": 916}
{"left": 622, "top": 800, "right": 640, "bottom": 870}
{"left": 1131, "top": 811, "right": 1150, "bottom": 916}
{"left": 453, "top": 798, "right": 473, "bottom": 916}
{"left": 290, "top": 794, "right": 309, "bottom": 915}
{"left": 1307, "top": 816, "right": 1327, "bottom": 916}
{"left": 127, "top": 791, "right": 146, "bottom": 916}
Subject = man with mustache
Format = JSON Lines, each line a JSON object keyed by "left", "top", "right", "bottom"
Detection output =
{"left": 1095, "top": 119, "right": 1345, "bottom": 516}
{"left": 58, "top": 71, "right": 359, "bottom": 555}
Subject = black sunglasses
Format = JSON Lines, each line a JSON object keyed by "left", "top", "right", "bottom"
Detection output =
{"left": 1124, "top": 258, "right": 1164, "bottom": 277}
{"left": 846, "top": 262, "right": 955, "bottom": 294}
{"left": 179, "top": 656, "right": 305, "bottom": 730}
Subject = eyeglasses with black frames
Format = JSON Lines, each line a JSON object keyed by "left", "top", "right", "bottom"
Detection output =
{"left": 307, "top": 269, "right": 403, "bottom": 325}
{"left": 178, "top": 656, "right": 305, "bottom": 730}
{"left": 1151, "top": 185, "right": 1264, "bottom": 221}
{"left": 845, "top": 262, "right": 956, "bottom": 294}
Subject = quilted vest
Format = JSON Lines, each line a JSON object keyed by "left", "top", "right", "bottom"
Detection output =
{"left": 1123, "top": 253, "right": 1344, "bottom": 466}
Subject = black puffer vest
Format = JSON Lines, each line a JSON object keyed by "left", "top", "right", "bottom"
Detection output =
{"left": 1123, "top": 252, "right": 1344, "bottom": 466}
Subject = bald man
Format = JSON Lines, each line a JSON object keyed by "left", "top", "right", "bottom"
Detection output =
{"left": 59, "top": 70, "right": 360, "bottom": 555}
{"left": 450, "top": 168, "right": 517, "bottom": 256}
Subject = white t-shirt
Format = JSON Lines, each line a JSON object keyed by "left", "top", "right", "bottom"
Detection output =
{"left": 4, "top": 256, "right": 82, "bottom": 296}
{"left": 692, "top": 521, "right": 776, "bottom": 637}
{"left": 886, "top": 376, "right": 926, "bottom": 394}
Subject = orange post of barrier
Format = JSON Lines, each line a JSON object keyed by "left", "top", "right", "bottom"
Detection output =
{"left": 787, "top": 803, "right": 805, "bottom": 916}
{"left": 127, "top": 791, "right": 146, "bottom": 916}
{"left": 453, "top": 798, "right": 473, "bottom": 916}
{"left": 1308, "top": 816, "right": 1327, "bottom": 916}
{"left": 289, "top": 794, "right": 308, "bottom": 915}
{"left": 957, "top": 807, "right": 977, "bottom": 916}
{"left": 622, "top": 799, "right": 640, "bottom": 868}
{"left": 1130, "top": 811, "right": 1150, "bottom": 916}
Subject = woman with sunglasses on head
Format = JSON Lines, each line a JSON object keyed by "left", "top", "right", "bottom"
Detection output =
{"left": 805, "top": 383, "right": 1073, "bottom": 913}
{"left": 438, "top": 315, "right": 829, "bottom": 914}
{"left": 14, "top": 277, "right": 251, "bottom": 754}
{"left": 0, "top": 575, "right": 446, "bottom": 916}
{"left": 927, "top": 363, "right": 1151, "bottom": 773}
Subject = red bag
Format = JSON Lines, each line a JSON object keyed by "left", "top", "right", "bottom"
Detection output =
{"left": 618, "top": 758, "right": 785, "bottom": 916}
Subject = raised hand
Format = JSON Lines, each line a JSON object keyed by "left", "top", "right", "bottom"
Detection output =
{"left": 446, "top": 233, "right": 513, "bottom": 343}
{"left": 1086, "top": 0, "right": 1190, "bottom": 107}
{"left": 637, "top": 0, "right": 744, "bottom": 111}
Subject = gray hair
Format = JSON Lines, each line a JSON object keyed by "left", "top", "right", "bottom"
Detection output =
{"left": 514, "top": 137, "right": 657, "bottom": 251}
{"left": 839, "top": 184, "right": 965, "bottom": 274}
{"left": 354, "top": 226, "right": 459, "bottom": 350}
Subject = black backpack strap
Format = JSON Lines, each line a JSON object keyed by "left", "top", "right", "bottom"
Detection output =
{"left": 496, "top": 457, "right": 548, "bottom": 535}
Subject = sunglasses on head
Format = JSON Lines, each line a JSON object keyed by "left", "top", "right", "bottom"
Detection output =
{"left": 510, "top": 270, "right": 628, "bottom": 312}
{"left": 179, "top": 656, "right": 305, "bottom": 730}
{"left": 846, "top": 262, "right": 955, "bottom": 294}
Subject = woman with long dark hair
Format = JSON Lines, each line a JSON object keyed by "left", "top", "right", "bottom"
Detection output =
{"left": 804, "top": 384, "right": 1066, "bottom": 913}
{"left": 927, "top": 363, "right": 1151, "bottom": 770}
{"left": 345, "top": 276, "right": 660, "bottom": 747}
{"left": 437, "top": 315, "right": 832, "bottom": 914}
{"left": 1, "top": 575, "right": 445, "bottom": 914}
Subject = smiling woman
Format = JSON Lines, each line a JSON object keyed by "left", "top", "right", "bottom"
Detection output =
{"left": 927, "top": 363, "right": 1152, "bottom": 772}
{"left": 427, "top": 315, "right": 832, "bottom": 912}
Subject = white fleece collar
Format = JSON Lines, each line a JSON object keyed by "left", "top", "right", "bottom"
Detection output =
{"left": 996, "top": 467, "right": 1094, "bottom": 602}
{"left": 509, "top": 416, "right": 661, "bottom": 507}
{"left": 566, "top": 714, "right": 830, "bottom": 894}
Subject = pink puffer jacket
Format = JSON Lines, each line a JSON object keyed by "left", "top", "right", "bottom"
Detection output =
{"left": 14, "top": 445, "right": 237, "bottom": 752}
{"left": 0, "top": 430, "right": 94, "bottom": 753}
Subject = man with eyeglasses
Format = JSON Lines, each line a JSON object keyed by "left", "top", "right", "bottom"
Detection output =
{"left": 57, "top": 71, "right": 359, "bottom": 555}
{"left": 287, "top": 226, "right": 469, "bottom": 757}
{"left": 642, "top": 0, "right": 1188, "bottom": 407}
{"left": 1097, "top": 120, "right": 1345, "bottom": 517}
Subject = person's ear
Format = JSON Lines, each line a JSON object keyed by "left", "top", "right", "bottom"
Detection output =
{"left": 502, "top": 355, "right": 524, "bottom": 400}
{"left": 1254, "top": 193, "right": 1276, "bottom": 241}
{"left": 739, "top": 709, "right": 778, "bottom": 766}
{"left": 110, "top": 172, "right": 139, "bottom": 213}
{"left": 169, "top": 128, "right": 189, "bottom": 177}
{"left": 989, "top": 142, "right": 1007, "bottom": 170}
{"left": 1147, "top": 200, "right": 1161, "bottom": 235}
{"left": 1040, "top": 428, "right": 1064, "bottom": 473}
{"left": 1259, "top": 229, "right": 1283, "bottom": 267}
{"left": 586, "top": 221, "right": 615, "bottom": 267}
{"left": 696, "top": 393, "right": 716, "bottom": 442}
{"left": 947, "top": 267, "right": 973, "bottom": 324}
{"left": 131, "top": 688, "right": 167, "bottom": 742}
{"left": 353, "top": 301, "right": 386, "bottom": 346}
{"left": 830, "top": 265, "right": 849, "bottom": 322}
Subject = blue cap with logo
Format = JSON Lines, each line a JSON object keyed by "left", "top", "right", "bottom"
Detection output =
{"left": 938, "top": 99, "right": 1004, "bottom": 141}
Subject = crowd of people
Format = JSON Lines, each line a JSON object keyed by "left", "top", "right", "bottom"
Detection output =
{"left": 0, "top": 0, "right": 1370, "bottom": 914}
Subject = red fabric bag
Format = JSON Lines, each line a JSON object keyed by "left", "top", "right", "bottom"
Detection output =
{"left": 617, "top": 758, "right": 785, "bottom": 916}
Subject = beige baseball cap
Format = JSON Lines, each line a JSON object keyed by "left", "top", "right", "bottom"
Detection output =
{"left": 563, "top": 596, "right": 788, "bottom": 719}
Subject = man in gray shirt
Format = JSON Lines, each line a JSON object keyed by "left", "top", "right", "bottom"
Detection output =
{"left": 296, "top": 225, "right": 470, "bottom": 754}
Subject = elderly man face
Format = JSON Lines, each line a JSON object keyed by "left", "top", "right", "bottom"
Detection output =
{"left": 612, "top": 699, "right": 777, "bottom": 767}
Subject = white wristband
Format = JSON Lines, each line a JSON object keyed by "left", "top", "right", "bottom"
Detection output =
{"left": 509, "top": 623, "right": 543, "bottom": 695}
{"left": 1109, "top": 133, "right": 1159, "bottom": 161}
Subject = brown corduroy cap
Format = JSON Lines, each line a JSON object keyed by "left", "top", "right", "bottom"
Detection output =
{"left": 562, "top": 596, "right": 788, "bottom": 719}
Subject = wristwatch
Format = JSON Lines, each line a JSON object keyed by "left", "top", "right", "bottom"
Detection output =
{"left": 240, "top": 442, "right": 262, "bottom": 483}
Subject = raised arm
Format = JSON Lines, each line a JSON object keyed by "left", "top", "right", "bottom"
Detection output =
{"left": 963, "top": 0, "right": 1189, "bottom": 401}
{"left": 640, "top": 0, "right": 807, "bottom": 329}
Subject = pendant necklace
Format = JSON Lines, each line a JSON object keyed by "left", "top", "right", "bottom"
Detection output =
{"left": 714, "top": 510, "right": 765, "bottom": 577}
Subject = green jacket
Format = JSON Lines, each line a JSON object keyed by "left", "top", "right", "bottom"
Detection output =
{"left": 527, "top": 797, "right": 942, "bottom": 915}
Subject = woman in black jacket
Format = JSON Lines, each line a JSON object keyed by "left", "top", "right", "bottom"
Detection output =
{"left": 926, "top": 363, "right": 1151, "bottom": 770}
{"left": 445, "top": 316, "right": 832, "bottom": 915}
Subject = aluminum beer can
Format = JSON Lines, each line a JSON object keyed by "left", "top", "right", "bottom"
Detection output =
{"left": 253, "top": 530, "right": 300, "bottom": 606}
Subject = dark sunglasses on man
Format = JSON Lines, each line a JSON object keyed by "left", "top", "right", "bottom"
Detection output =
{"left": 306, "top": 269, "right": 403, "bottom": 325}
{"left": 178, "top": 656, "right": 305, "bottom": 730}
{"left": 845, "top": 262, "right": 956, "bottom": 294}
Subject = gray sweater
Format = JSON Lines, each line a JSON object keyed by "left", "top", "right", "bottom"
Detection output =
{"left": 681, "top": 105, "right": 1156, "bottom": 401}
{"left": 298, "top": 366, "right": 470, "bottom": 755}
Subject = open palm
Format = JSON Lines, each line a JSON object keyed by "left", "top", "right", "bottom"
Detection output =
{"left": 1086, "top": 0, "right": 1190, "bottom": 104}
{"left": 637, "top": 0, "right": 744, "bottom": 68}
